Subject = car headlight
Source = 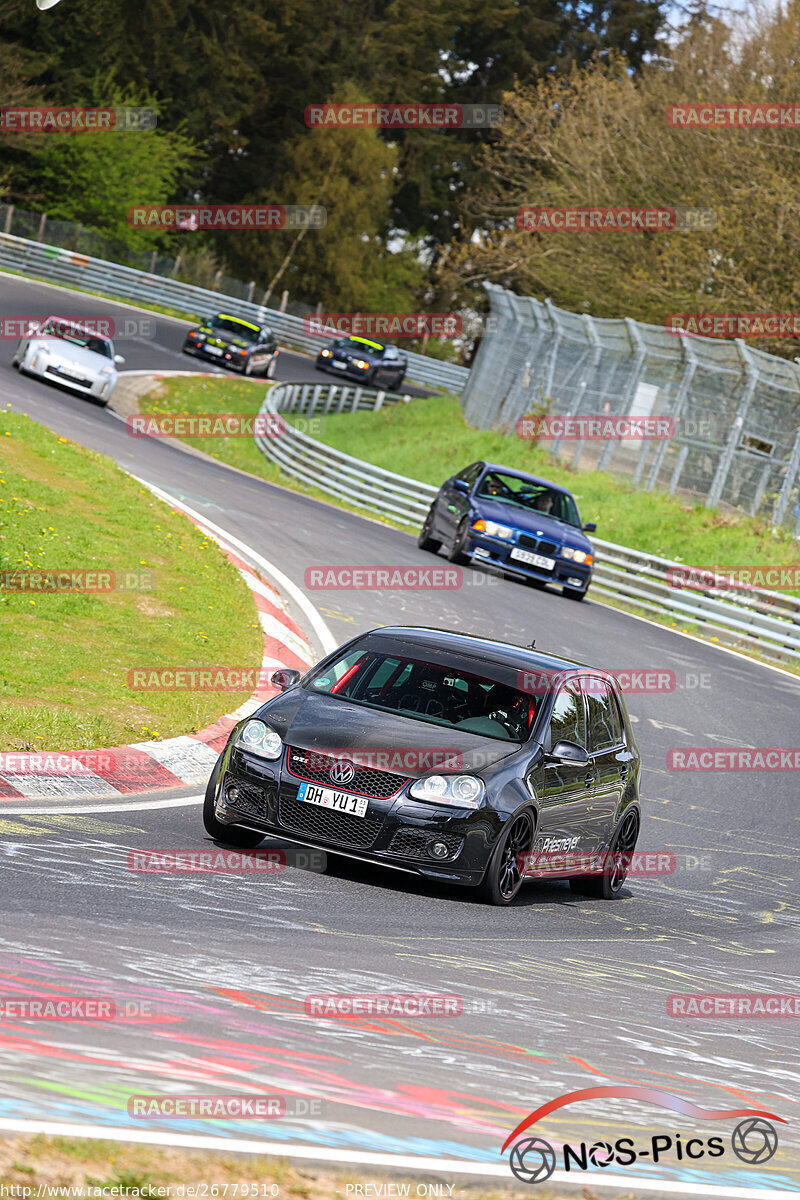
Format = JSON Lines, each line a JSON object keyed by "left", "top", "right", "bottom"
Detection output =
{"left": 408, "top": 774, "right": 484, "bottom": 808}
{"left": 99, "top": 366, "right": 114, "bottom": 376}
{"left": 561, "top": 547, "right": 593, "bottom": 565}
{"left": 235, "top": 719, "right": 282, "bottom": 760}
{"left": 353, "top": 359, "right": 370, "bottom": 369}
{"left": 472, "top": 519, "right": 514, "bottom": 540}
{"left": 320, "top": 349, "right": 332, "bottom": 357}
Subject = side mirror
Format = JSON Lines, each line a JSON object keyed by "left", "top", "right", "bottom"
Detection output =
{"left": 583, "top": 521, "right": 597, "bottom": 533}
{"left": 452, "top": 479, "right": 469, "bottom": 494}
{"left": 547, "top": 739, "right": 590, "bottom": 765}
{"left": 271, "top": 668, "right": 301, "bottom": 692}
{"left": 114, "top": 354, "right": 125, "bottom": 365}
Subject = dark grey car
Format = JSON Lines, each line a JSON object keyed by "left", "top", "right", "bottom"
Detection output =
{"left": 203, "top": 627, "right": 642, "bottom": 906}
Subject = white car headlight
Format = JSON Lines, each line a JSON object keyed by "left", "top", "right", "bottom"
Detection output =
{"left": 235, "top": 719, "right": 282, "bottom": 760}
{"left": 408, "top": 774, "right": 484, "bottom": 808}
{"left": 473, "top": 519, "right": 514, "bottom": 539}
{"left": 561, "top": 547, "right": 590, "bottom": 564}
{"left": 320, "top": 349, "right": 332, "bottom": 357}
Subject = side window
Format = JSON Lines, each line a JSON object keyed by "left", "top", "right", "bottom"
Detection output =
{"left": 549, "top": 683, "right": 586, "bottom": 748}
{"left": 584, "top": 678, "right": 618, "bottom": 752}
{"left": 608, "top": 688, "right": 624, "bottom": 745}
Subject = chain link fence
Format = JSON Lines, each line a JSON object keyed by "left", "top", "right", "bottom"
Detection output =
{"left": 463, "top": 284, "right": 800, "bottom": 530}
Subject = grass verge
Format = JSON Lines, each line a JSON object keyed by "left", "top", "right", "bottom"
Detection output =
{"left": 0, "top": 406, "right": 262, "bottom": 752}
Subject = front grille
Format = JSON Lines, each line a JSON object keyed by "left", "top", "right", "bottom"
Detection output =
{"left": 517, "top": 534, "right": 558, "bottom": 556}
{"left": 46, "top": 366, "right": 92, "bottom": 388}
{"left": 226, "top": 780, "right": 271, "bottom": 820}
{"left": 278, "top": 795, "right": 384, "bottom": 849}
{"left": 287, "top": 746, "right": 408, "bottom": 799}
{"left": 388, "top": 828, "right": 463, "bottom": 860}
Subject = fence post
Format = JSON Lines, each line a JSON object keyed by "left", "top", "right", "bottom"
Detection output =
{"left": 645, "top": 336, "right": 697, "bottom": 490}
{"left": 773, "top": 424, "right": 800, "bottom": 526}
{"left": 36, "top": 213, "right": 47, "bottom": 242}
{"left": 707, "top": 340, "right": 757, "bottom": 510}
{"left": 3, "top": 205, "right": 13, "bottom": 234}
{"left": 279, "top": 290, "right": 288, "bottom": 314}
{"left": 374, "top": 390, "right": 385, "bottom": 411}
{"left": 668, "top": 445, "right": 689, "bottom": 494}
{"left": 597, "top": 318, "right": 647, "bottom": 474}
{"left": 551, "top": 314, "right": 600, "bottom": 460}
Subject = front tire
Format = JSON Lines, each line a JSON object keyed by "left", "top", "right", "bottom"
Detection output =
{"left": 418, "top": 506, "right": 442, "bottom": 552}
{"left": 478, "top": 810, "right": 534, "bottom": 905}
{"left": 447, "top": 517, "right": 471, "bottom": 565}
{"left": 570, "top": 807, "right": 640, "bottom": 899}
{"left": 202, "top": 757, "right": 265, "bottom": 847}
{"left": 563, "top": 585, "right": 587, "bottom": 601}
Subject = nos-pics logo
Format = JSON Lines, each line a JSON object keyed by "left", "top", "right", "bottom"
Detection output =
{"left": 36, "top": 0, "right": 63, "bottom": 9}
{"left": 502, "top": 1086, "right": 784, "bottom": 1185}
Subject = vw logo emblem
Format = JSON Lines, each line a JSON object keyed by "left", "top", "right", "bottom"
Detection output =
{"left": 731, "top": 1118, "right": 779, "bottom": 1165}
{"left": 329, "top": 759, "right": 356, "bottom": 785}
{"left": 508, "top": 1136, "right": 556, "bottom": 1185}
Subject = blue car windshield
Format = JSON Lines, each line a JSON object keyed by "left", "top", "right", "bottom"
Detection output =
{"left": 476, "top": 472, "right": 581, "bottom": 528}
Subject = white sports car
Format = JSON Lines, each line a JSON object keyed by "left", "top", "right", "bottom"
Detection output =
{"left": 13, "top": 317, "right": 125, "bottom": 405}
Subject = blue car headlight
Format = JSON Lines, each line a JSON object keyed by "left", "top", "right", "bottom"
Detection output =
{"left": 472, "top": 519, "right": 514, "bottom": 540}
{"left": 560, "top": 547, "right": 593, "bottom": 565}
{"left": 408, "top": 774, "right": 484, "bottom": 808}
{"left": 235, "top": 719, "right": 282, "bottom": 760}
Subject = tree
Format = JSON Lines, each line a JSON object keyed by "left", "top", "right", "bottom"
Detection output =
{"left": 441, "top": 4, "right": 800, "bottom": 358}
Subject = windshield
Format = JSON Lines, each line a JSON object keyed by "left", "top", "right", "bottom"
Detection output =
{"left": 39, "top": 321, "right": 113, "bottom": 358}
{"left": 209, "top": 317, "right": 260, "bottom": 342}
{"left": 307, "top": 649, "right": 538, "bottom": 742}
{"left": 476, "top": 471, "right": 581, "bottom": 528}
{"left": 335, "top": 337, "right": 384, "bottom": 354}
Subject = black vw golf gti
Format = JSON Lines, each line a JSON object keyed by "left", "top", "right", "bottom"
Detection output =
{"left": 202, "top": 627, "right": 641, "bottom": 905}
{"left": 182, "top": 312, "right": 279, "bottom": 376}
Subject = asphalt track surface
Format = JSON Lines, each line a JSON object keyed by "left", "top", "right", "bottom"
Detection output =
{"left": 1, "top": 272, "right": 799, "bottom": 1196}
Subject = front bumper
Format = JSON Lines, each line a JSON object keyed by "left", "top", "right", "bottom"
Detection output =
{"left": 215, "top": 748, "right": 501, "bottom": 885}
{"left": 469, "top": 533, "right": 592, "bottom": 590}
{"left": 183, "top": 342, "right": 248, "bottom": 371}
{"left": 316, "top": 357, "right": 371, "bottom": 382}
{"left": 27, "top": 355, "right": 114, "bottom": 400}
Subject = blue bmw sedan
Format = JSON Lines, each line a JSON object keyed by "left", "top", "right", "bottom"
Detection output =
{"left": 418, "top": 462, "right": 597, "bottom": 600}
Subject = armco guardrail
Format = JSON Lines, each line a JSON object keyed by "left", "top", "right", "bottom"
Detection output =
{"left": 0, "top": 230, "right": 469, "bottom": 394}
{"left": 257, "top": 382, "right": 800, "bottom": 666}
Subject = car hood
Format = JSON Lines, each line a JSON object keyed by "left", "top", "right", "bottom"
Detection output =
{"left": 474, "top": 498, "right": 592, "bottom": 549}
{"left": 200, "top": 327, "right": 252, "bottom": 350}
{"left": 35, "top": 340, "right": 114, "bottom": 372}
{"left": 254, "top": 689, "right": 520, "bottom": 777}
{"left": 331, "top": 346, "right": 378, "bottom": 362}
